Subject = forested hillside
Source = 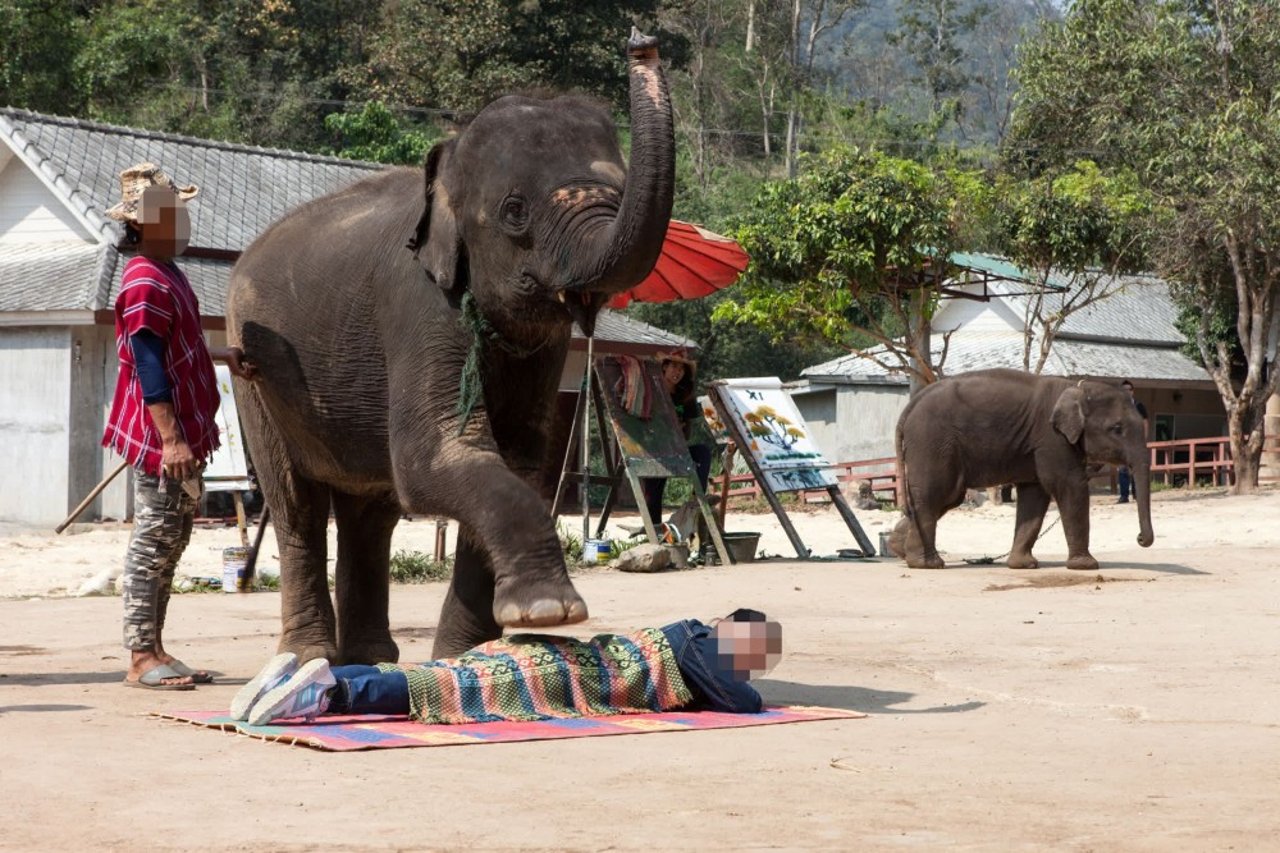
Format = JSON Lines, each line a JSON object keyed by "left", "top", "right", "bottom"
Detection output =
{"left": 5, "top": 1, "right": 1275, "bottom": 490}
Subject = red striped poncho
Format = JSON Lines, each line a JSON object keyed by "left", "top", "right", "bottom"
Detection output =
{"left": 378, "top": 628, "right": 693, "bottom": 724}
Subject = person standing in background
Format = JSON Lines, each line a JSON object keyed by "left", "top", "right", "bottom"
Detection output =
{"left": 102, "top": 163, "right": 256, "bottom": 690}
{"left": 1118, "top": 379, "right": 1150, "bottom": 504}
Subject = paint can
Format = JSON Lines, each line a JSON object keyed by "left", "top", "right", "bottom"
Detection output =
{"left": 222, "top": 546, "right": 252, "bottom": 592}
{"left": 878, "top": 531, "right": 891, "bottom": 557}
{"left": 583, "top": 539, "right": 612, "bottom": 564}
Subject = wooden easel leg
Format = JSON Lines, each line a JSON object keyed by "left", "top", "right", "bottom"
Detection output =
{"left": 828, "top": 486, "right": 876, "bottom": 556}
{"left": 624, "top": 466, "right": 662, "bottom": 544}
{"left": 232, "top": 491, "right": 249, "bottom": 547}
{"left": 550, "top": 381, "right": 588, "bottom": 518}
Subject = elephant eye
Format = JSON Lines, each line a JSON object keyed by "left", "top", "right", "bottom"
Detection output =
{"left": 499, "top": 193, "right": 529, "bottom": 233}
{"left": 1110, "top": 422, "right": 1124, "bottom": 434}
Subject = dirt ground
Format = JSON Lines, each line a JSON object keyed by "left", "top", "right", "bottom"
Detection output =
{"left": 2, "top": 489, "right": 1278, "bottom": 851}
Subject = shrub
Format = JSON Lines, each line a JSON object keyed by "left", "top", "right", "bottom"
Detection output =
{"left": 389, "top": 549, "right": 454, "bottom": 583}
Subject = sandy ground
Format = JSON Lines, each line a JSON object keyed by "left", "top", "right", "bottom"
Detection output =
{"left": 1, "top": 489, "right": 1278, "bottom": 851}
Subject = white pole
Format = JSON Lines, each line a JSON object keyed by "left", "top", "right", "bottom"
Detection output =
{"left": 581, "top": 334, "right": 594, "bottom": 545}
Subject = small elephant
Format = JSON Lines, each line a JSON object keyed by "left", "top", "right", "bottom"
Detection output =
{"left": 226, "top": 31, "right": 675, "bottom": 662}
{"left": 889, "top": 368, "right": 1154, "bottom": 570}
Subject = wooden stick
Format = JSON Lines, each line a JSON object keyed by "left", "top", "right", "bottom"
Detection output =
{"left": 56, "top": 460, "right": 129, "bottom": 534}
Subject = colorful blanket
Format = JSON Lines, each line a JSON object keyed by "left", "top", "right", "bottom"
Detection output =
{"left": 613, "top": 355, "right": 653, "bottom": 419}
{"left": 381, "top": 628, "right": 692, "bottom": 724}
{"left": 155, "top": 705, "right": 864, "bottom": 752}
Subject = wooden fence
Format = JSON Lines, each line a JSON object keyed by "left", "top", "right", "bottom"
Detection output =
{"left": 720, "top": 434, "right": 1280, "bottom": 508}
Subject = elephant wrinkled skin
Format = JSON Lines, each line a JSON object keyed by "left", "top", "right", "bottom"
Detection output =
{"left": 226, "top": 31, "right": 675, "bottom": 662}
{"left": 889, "top": 369, "right": 1155, "bottom": 571}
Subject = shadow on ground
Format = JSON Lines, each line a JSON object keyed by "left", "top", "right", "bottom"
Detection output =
{"left": 0, "top": 704, "right": 93, "bottom": 714}
{"left": 755, "top": 679, "right": 985, "bottom": 715}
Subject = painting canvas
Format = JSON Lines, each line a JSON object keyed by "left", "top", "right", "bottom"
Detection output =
{"left": 715, "top": 378, "right": 837, "bottom": 492}
{"left": 594, "top": 357, "right": 698, "bottom": 479}
{"left": 203, "top": 364, "right": 253, "bottom": 492}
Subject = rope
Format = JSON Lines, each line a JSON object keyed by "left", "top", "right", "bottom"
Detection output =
{"left": 454, "top": 291, "right": 549, "bottom": 435}
{"left": 962, "top": 512, "right": 1063, "bottom": 565}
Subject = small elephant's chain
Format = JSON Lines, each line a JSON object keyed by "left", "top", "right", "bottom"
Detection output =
{"left": 962, "top": 513, "right": 1063, "bottom": 565}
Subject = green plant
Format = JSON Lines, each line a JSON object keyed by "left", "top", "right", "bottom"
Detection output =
{"left": 253, "top": 573, "right": 281, "bottom": 591}
{"left": 389, "top": 549, "right": 453, "bottom": 584}
{"left": 556, "top": 521, "right": 584, "bottom": 563}
{"left": 608, "top": 537, "right": 643, "bottom": 559}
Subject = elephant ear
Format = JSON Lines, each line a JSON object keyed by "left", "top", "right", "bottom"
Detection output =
{"left": 1051, "top": 386, "right": 1087, "bottom": 445}
{"left": 407, "top": 139, "right": 465, "bottom": 297}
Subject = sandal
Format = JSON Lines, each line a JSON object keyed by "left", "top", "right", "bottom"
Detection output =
{"left": 123, "top": 663, "right": 196, "bottom": 691}
{"left": 168, "top": 659, "right": 214, "bottom": 684}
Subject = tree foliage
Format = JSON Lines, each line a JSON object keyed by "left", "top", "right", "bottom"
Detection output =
{"left": 719, "top": 146, "right": 979, "bottom": 386}
{"left": 1008, "top": 0, "right": 1280, "bottom": 492}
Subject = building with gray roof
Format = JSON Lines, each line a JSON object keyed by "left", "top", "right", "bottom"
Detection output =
{"left": 787, "top": 259, "right": 1226, "bottom": 464}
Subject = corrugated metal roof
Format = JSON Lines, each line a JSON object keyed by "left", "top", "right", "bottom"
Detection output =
{"left": 801, "top": 331, "right": 1210, "bottom": 384}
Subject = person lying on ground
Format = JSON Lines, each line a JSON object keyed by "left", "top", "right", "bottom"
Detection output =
{"left": 232, "top": 609, "right": 783, "bottom": 726}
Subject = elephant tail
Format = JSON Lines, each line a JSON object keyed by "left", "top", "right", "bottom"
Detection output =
{"left": 894, "top": 415, "right": 928, "bottom": 553}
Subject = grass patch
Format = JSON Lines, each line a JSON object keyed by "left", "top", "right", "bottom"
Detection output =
{"left": 389, "top": 549, "right": 454, "bottom": 583}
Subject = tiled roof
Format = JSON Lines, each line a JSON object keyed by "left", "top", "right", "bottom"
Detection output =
{"left": 946, "top": 254, "right": 1183, "bottom": 344}
{"left": 0, "top": 108, "right": 384, "bottom": 252}
{"left": 0, "top": 242, "right": 111, "bottom": 312}
{"left": 800, "top": 331, "right": 1210, "bottom": 385}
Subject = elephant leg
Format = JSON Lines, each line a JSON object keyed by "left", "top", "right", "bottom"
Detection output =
{"left": 901, "top": 475, "right": 961, "bottom": 569}
{"left": 394, "top": 441, "right": 586, "bottom": 630}
{"left": 1054, "top": 479, "right": 1099, "bottom": 571}
{"left": 331, "top": 491, "right": 402, "bottom": 665}
{"left": 239, "top": 390, "right": 337, "bottom": 662}
{"left": 1008, "top": 482, "right": 1050, "bottom": 569}
{"left": 431, "top": 528, "right": 504, "bottom": 659}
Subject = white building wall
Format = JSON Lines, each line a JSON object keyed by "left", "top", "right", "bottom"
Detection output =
{"left": 0, "top": 158, "right": 92, "bottom": 243}
{"left": 0, "top": 326, "right": 71, "bottom": 524}
{"left": 791, "top": 383, "right": 909, "bottom": 464}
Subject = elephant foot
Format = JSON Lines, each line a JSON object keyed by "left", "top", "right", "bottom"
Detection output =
{"left": 278, "top": 637, "right": 337, "bottom": 665}
{"left": 1007, "top": 553, "right": 1040, "bottom": 570}
{"left": 493, "top": 577, "right": 589, "bottom": 628}
{"left": 337, "top": 637, "right": 400, "bottom": 666}
{"left": 905, "top": 553, "right": 946, "bottom": 570}
{"left": 1066, "top": 554, "right": 1100, "bottom": 572}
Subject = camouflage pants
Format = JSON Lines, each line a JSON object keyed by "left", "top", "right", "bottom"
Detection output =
{"left": 122, "top": 472, "right": 200, "bottom": 651}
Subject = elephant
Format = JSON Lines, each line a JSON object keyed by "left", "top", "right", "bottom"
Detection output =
{"left": 225, "top": 30, "right": 675, "bottom": 663}
{"left": 888, "top": 368, "right": 1154, "bottom": 571}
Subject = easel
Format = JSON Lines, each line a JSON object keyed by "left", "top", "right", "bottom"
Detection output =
{"left": 708, "top": 380, "right": 876, "bottom": 559}
{"left": 551, "top": 355, "right": 732, "bottom": 566}
{"left": 206, "top": 365, "right": 255, "bottom": 546}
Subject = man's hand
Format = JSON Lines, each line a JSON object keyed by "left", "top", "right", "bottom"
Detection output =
{"left": 211, "top": 345, "right": 259, "bottom": 381}
{"left": 161, "top": 437, "right": 198, "bottom": 482}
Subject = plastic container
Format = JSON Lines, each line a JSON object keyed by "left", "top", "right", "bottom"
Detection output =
{"left": 582, "top": 539, "right": 612, "bottom": 564}
{"left": 222, "top": 546, "right": 252, "bottom": 593}
{"left": 708, "top": 532, "right": 762, "bottom": 564}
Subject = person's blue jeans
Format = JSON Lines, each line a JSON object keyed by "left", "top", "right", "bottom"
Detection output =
{"left": 643, "top": 442, "right": 714, "bottom": 524}
{"left": 1118, "top": 466, "right": 1133, "bottom": 502}
{"left": 328, "top": 665, "right": 410, "bottom": 715}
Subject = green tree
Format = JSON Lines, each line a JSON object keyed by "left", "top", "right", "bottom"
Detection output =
{"left": 717, "top": 145, "right": 978, "bottom": 388}
{"left": 1008, "top": 0, "right": 1280, "bottom": 493}
{"left": 0, "top": 0, "right": 85, "bottom": 115}
{"left": 987, "top": 160, "right": 1155, "bottom": 373}
{"left": 324, "top": 101, "right": 437, "bottom": 165}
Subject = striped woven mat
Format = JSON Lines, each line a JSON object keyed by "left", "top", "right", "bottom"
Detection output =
{"left": 155, "top": 705, "right": 864, "bottom": 752}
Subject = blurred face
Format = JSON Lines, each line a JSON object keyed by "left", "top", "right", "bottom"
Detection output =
{"left": 711, "top": 618, "right": 783, "bottom": 680}
{"left": 135, "top": 186, "right": 190, "bottom": 258}
{"left": 661, "top": 359, "right": 687, "bottom": 390}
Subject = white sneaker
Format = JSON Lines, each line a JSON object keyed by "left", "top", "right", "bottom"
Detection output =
{"left": 229, "top": 653, "right": 298, "bottom": 721}
{"left": 247, "top": 659, "right": 336, "bottom": 726}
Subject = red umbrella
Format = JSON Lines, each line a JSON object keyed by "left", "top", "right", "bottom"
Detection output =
{"left": 607, "top": 220, "right": 750, "bottom": 309}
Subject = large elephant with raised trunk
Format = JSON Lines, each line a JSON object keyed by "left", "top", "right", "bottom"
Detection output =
{"left": 888, "top": 368, "right": 1155, "bottom": 570}
{"left": 226, "top": 31, "right": 674, "bottom": 662}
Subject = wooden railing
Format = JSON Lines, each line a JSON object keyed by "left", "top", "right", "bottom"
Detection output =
{"left": 720, "top": 433, "right": 1280, "bottom": 508}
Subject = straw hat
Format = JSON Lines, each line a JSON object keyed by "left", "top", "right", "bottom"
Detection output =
{"left": 655, "top": 348, "right": 695, "bottom": 367}
{"left": 105, "top": 162, "right": 199, "bottom": 223}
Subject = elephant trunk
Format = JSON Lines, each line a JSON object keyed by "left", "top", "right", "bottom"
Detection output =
{"left": 1134, "top": 459, "right": 1155, "bottom": 548}
{"left": 574, "top": 29, "right": 674, "bottom": 296}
